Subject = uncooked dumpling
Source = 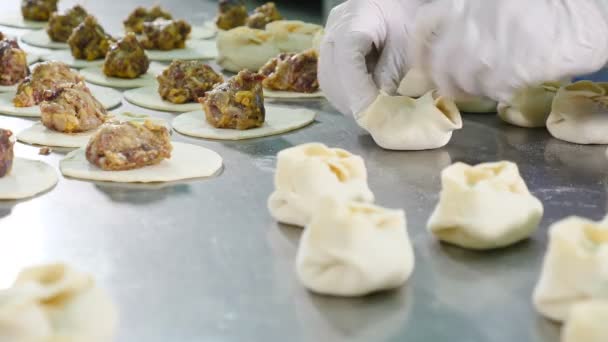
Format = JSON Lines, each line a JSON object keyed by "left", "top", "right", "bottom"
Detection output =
{"left": 427, "top": 161, "right": 543, "bottom": 250}
{"left": 498, "top": 82, "right": 562, "bottom": 128}
{"left": 268, "top": 143, "right": 374, "bottom": 227}
{"left": 0, "top": 263, "right": 117, "bottom": 341}
{"left": 562, "top": 301, "right": 608, "bottom": 342}
{"left": 547, "top": 81, "right": 608, "bottom": 144}
{"left": 265, "top": 20, "right": 323, "bottom": 53}
{"left": 357, "top": 90, "right": 462, "bottom": 150}
{"left": 296, "top": 196, "right": 414, "bottom": 297}
{"left": 216, "top": 27, "right": 280, "bottom": 72}
{"left": 453, "top": 96, "right": 497, "bottom": 114}
{"left": 533, "top": 216, "right": 608, "bottom": 322}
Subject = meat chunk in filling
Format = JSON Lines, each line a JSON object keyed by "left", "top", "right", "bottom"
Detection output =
{"left": 216, "top": 0, "right": 248, "bottom": 30}
{"left": 0, "top": 129, "right": 14, "bottom": 178}
{"left": 21, "top": 0, "right": 58, "bottom": 21}
{"left": 246, "top": 2, "right": 282, "bottom": 29}
{"left": 86, "top": 120, "right": 172, "bottom": 171}
{"left": 103, "top": 33, "right": 150, "bottom": 79}
{"left": 13, "top": 61, "right": 83, "bottom": 107}
{"left": 140, "top": 19, "right": 191, "bottom": 51}
{"left": 200, "top": 70, "right": 265, "bottom": 130}
{"left": 0, "top": 39, "right": 29, "bottom": 86}
{"left": 46, "top": 5, "right": 88, "bottom": 42}
{"left": 259, "top": 49, "right": 319, "bottom": 93}
{"left": 123, "top": 5, "right": 173, "bottom": 34}
{"left": 40, "top": 82, "right": 108, "bottom": 133}
{"left": 68, "top": 15, "right": 113, "bottom": 61}
{"left": 157, "top": 61, "right": 223, "bottom": 104}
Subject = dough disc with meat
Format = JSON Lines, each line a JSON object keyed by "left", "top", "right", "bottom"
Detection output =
{"left": 80, "top": 66, "right": 158, "bottom": 89}
{"left": 21, "top": 29, "right": 69, "bottom": 49}
{"left": 42, "top": 50, "right": 104, "bottom": 69}
{"left": 0, "top": 85, "right": 122, "bottom": 118}
{"left": 145, "top": 40, "right": 217, "bottom": 62}
{"left": 124, "top": 86, "right": 201, "bottom": 112}
{"left": 60, "top": 142, "right": 222, "bottom": 183}
{"left": 172, "top": 106, "right": 316, "bottom": 140}
{"left": 0, "top": 158, "right": 57, "bottom": 199}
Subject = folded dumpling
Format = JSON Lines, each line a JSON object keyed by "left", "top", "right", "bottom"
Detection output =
{"left": 268, "top": 143, "right": 374, "bottom": 227}
{"left": 296, "top": 196, "right": 414, "bottom": 297}
{"left": 562, "top": 301, "right": 608, "bottom": 342}
{"left": 547, "top": 81, "right": 608, "bottom": 144}
{"left": 427, "top": 161, "right": 543, "bottom": 250}
{"left": 357, "top": 90, "right": 462, "bottom": 150}
{"left": 217, "top": 26, "right": 280, "bottom": 72}
{"left": 498, "top": 82, "right": 562, "bottom": 128}
{"left": 0, "top": 263, "right": 118, "bottom": 341}
{"left": 533, "top": 216, "right": 608, "bottom": 322}
{"left": 265, "top": 20, "right": 323, "bottom": 53}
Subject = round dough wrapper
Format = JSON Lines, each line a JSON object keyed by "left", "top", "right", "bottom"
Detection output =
{"left": 60, "top": 142, "right": 222, "bottom": 183}
{"left": 562, "top": 301, "right": 608, "bottom": 342}
{"left": 80, "top": 67, "right": 157, "bottom": 89}
{"left": 264, "top": 88, "right": 324, "bottom": 99}
{"left": 41, "top": 50, "right": 104, "bottom": 69}
{"left": 0, "top": 158, "right": 57, "bottom": 200}
{"left": 27, "top": 53, "right": 40, "bottom": 65}
{"left": 17, "top": 113, "right": 169, "bottom": 148}
{"left": 0, "top": 15, "right": 47, "bottom": 29}
{"left": 0, "top": 85, "right": 122, "bottom": 118}
{"left": 190, "top": 25, "right": 215, "bottom": 40}
{"left": 145, "top": 40, "right": 217, "bottom": 62}
{"left": 124, "top": 86, "right": 200, "bottom": 112}
{"left": 21, "top": 29, "right": 68, "bottom": 49}
{"left": 172, "top": 107, "right": 316, "bottom": 140}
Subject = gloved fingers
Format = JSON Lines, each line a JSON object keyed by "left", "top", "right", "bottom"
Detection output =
{"left": 318, "top": 40, "right": 351, "bottom": 115}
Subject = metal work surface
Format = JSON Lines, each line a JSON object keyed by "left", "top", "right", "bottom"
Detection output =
{"left": 1, "top": 1, "right": 607, "bottom": 341}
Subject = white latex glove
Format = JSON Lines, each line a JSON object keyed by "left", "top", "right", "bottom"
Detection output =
{"left": 413, "top": 0, "right": 608, "bottom": 104}
{"left": 319, "top": 0, "right": 424, "bottom": 117}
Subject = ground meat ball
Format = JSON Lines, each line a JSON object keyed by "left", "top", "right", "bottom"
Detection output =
{"left": 68, "top": 15, "right": 113, "bottom": 61}
{"left": 46, "top": 5, "right": 88, "bottom": 43}
{"left": 200, "top": 70, "right": 265, "bottom": 130}
{"left": 103, "top": 33, "right": 150, "bottom": 79}
{"left": 21, "top": 0, "right": 57, "bottom": 21}
{"left": 140, "top": 19, "right": 191, "bottom": 51}
{"left": 0, "top": 129, "right": 14, "bottom": 178}
{"left": 216, "top": 0, "right": 248, "bottom": 30}
{"left": 13, "top": 61, "right": 84, "bottom": 107}
{"left": 0, "top": 39, "right": 29, "bottom": 86}
{"left": 86, "top": 120, "right": 172, "bottom": 171}
{"left": 40, "top": 82, "right": 107, "bottom": 133}
{"left": 246, "top": 2, "right": 282, "bottom": 29}
{"left": 157, "top": 61, "right": 223, "bottom": 104}
{"left": 123, "top": 5, "right": 173, "bottom": 34}
{"left": 259, "top": 49, "right": 319, "bottom": 93}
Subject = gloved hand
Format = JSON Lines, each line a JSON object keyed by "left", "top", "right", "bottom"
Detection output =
{"left": 318, "top": 0, "right": 424, "bottom": 117}
{"left": 413, "top": 0, "right": 608, "bottom": 104}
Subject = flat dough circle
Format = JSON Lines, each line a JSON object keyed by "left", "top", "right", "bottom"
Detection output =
{"left": 145, "top": 40, "right": 217, "bottom": 62}
{"left": 190, "top": 25, "right": 215, "bottom": 40}
{"left": 0, "top": 15, "right": 47, "bottom": 29}
{"left": 264, "top": 89, "right": 324, "bottom": 99}
{"left": 0, "top": 158, "right": 58, "bottom": 200}
{"left": 21, "top": 29, "right": 68, "bottom": 49}
{"left": 42, "top": 50, "right": 104, "bottom": 69}
{"left": 0, "top": 85, "right": 122, "bottom": 118}
{"left": 80, "top": 67, "right": 157, "bottom": 89}
{"left": 60, "top": 142, "right": 223, "bottom": 183}
{"left": 124, "top": 86, "right": 200, "bottom": 112}
{"left": 172, "top": 106, "right": 316, "bottom": 140}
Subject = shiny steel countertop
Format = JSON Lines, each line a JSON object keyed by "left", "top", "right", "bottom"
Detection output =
{"left": 1, "top": 1, "right": 607, "bottom": 341}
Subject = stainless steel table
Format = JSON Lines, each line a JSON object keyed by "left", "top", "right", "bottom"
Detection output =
{"left": 1, "top": 1, "right": 607, "bottom": 341}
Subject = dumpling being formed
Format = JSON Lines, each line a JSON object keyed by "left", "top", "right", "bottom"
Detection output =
{"left": 0, "top": 263, "right": 117, "bottom": 341}
{"left": 533, "top": 216, "right": 608, "bottom": 322}
{"left": 427, "top": 161, "right": 543, "bottom": 250}
{"left": 357, "top": 90, "right": 462, "bottom": 150}
{"left": 265, "top": 20, "right": 323, "bottom": 53}
{"left": 217, "top": 26, "right": 280, "bottom": 72}
{"left": 562, "top": 301, "right": 608, "bottom": 342}
{"left": 547, "top": 81, "right": 608, "bottom": 144}
{"left": 498, "top": 82, "right": 562, "bottom": 128}
{"left": 296, "top": 196, "right": 414, "bottom": 297}
{"left": 268, "top": 143, "right": 374, "bottom": 227}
